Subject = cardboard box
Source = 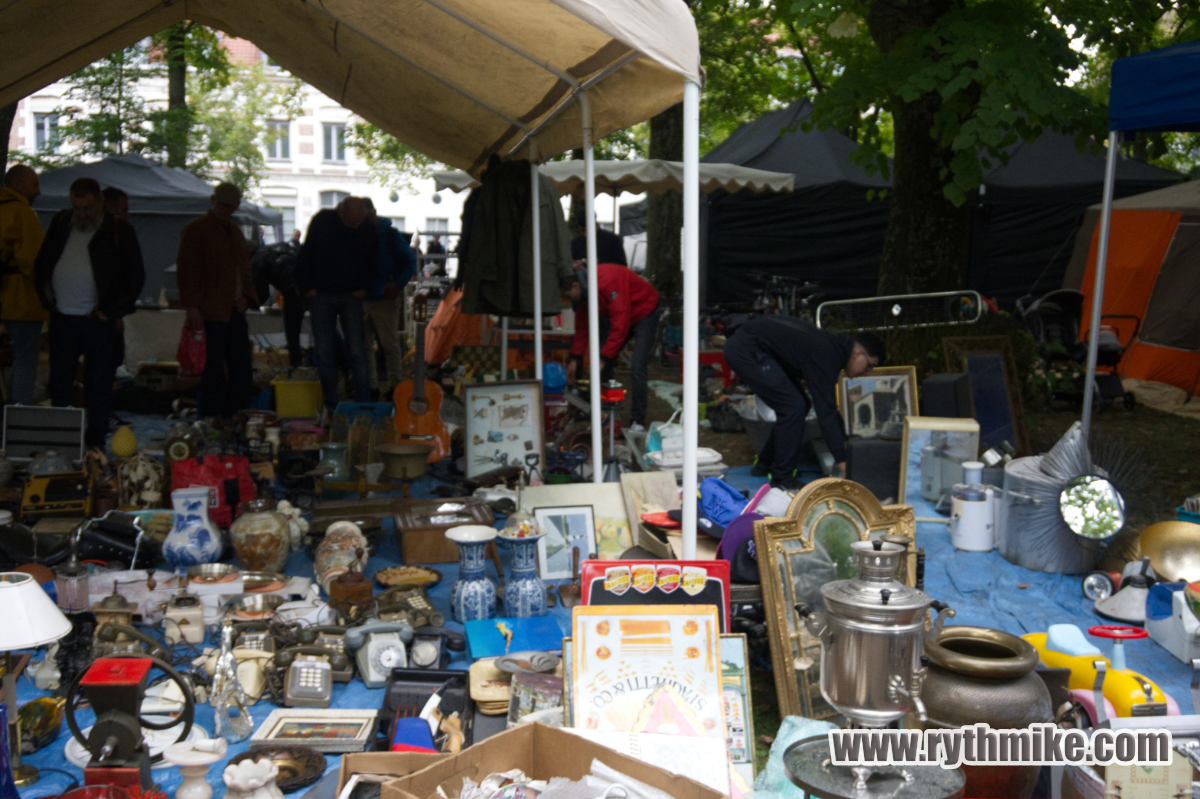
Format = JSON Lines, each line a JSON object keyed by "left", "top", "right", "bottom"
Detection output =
{"left": 337, "top": 752, "right": 450, "bottom": 798}
{"left": 381, "top": 724, "right": 727, "bottom": 799}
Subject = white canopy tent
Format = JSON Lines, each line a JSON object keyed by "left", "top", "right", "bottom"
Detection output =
{"left": 1, "top": 0, "right": 705, "bottom": 555}
{"left": 434, "top": 160, "right": 797, "bottom": 196}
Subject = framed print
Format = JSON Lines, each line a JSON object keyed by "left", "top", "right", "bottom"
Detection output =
{"left": 535, "top": 505, "right": 596, "bottom": 580}
{"left": 562, "top": 636, "right": 575, "bottom": 727}
{"left": 464, "top": 380, "right": 544, "bottom": 479}
{"left": 523, "top": 483, "right": 632, "bottom": 559}
{"left": 571, "top": 605, "right": 724, "bottom": 735}
{"left": 250, "top": 709, "right": 377, "bottom": 753}
{"left": 836, "top": 365, "right": 919, "bottom": 437}
{"left": 720, "top": 633, "right": 756, "bottom": 783}
{"left": 752, "top": 478, "right": 915, "bottom": 721}
{"left": 942, "top": 336, "right": 1027, "bottom": 455}
{"left": 898, "top": 416, "right": 981, "bottom": 523}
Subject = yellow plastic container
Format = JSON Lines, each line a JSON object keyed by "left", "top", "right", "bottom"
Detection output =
{"left": 272, "top": 376, "right": 323, "bottom": 418}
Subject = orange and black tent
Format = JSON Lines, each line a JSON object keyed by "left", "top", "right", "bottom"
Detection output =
{"left": 1064, "top": 180, "right": 1200, "bottom": 396}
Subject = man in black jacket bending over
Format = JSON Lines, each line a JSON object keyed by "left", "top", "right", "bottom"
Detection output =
{"left": 35, "top": 177, "right": 144, "bottom": 450}
{"left": 723, "top": 316, "right": 884, "bottom": 490}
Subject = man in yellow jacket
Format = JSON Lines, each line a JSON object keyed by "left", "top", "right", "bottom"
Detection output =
{"left": 0, "top": 165, "right": 49, "bottom": 405}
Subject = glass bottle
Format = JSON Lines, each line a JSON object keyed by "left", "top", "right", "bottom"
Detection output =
{"left": 54, "top": 530, "right": 89, "bottom": 612}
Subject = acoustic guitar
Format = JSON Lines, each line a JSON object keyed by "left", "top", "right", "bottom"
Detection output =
{"left": 393, "top": 295, "right": 450, "bottom": 463}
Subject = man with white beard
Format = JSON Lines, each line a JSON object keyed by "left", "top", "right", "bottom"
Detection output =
{"left": 35, "top": 177, "right": 144, "bottom": 451}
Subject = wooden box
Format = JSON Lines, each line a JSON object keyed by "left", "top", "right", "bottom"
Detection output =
{"left": 392, "top": 496, "right": 495, "bottom": 564}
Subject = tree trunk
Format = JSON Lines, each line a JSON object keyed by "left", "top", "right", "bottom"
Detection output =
{"left": 165, "top": 24, "right": 189, "bottom": 168}
{"left": 865, "top": 0, "right": 969, "bottom": 294}
{"left": 646, "top": 102, "right": 683, "bottom": 299}
{"left": 0, "top": 102, "right": 17, "bottom": 176}
{"left": 875, "top": 94, "right": 969, "bottom": 294}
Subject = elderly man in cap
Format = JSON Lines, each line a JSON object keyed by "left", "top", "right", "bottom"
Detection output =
{"left": 176, "top": 182, "right": 258, "bottom": 419}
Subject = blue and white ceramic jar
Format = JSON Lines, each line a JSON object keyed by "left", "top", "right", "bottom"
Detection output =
{"left": 163, "top": 486, "right": 223, "bottom": 569}
{"left": 500, "top": 531, "right": 547, "bottom": 618}
{"left": 445, "top": 525, "right": 497, "bottom": 623}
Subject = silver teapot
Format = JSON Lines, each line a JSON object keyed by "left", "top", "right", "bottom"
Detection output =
{"left": 795, "top": 540, "right": 954, "bottom": 728}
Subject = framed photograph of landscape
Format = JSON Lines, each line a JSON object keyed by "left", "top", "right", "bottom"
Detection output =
{"left": 535, "top": 504, "right": 596, "bottom": 580}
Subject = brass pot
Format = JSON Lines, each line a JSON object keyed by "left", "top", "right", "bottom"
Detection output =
{"left": 917, "top": 626, "right": 1052, "bottom": 799}
{"left": 376, "top": 443, "right": 435, "bottom": 480}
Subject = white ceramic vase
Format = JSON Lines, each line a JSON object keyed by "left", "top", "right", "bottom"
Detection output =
{"left": 223, "top": 759, "right": 284, "bottom": 799}
{"left": 163, "top": 487, "right": 223, "bottom": 568}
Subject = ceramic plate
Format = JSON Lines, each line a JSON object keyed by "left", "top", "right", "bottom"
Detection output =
{"left": 373, "top": 565, "right": 442, "bottom": 589}
{"left": 495, "top": 651, "right": 560, "bottom": 674}
{"left": 66, "top": 723, "right": 207, "bottom": 770}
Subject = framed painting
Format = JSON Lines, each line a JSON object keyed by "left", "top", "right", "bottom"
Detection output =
{"left": 720, "top": 633, "right": 756, "bottom": 783}
{"left": 898, "top": 416, "right": 981, "bottom": 523}
{"left": 250, "top": 709, "right": 378, "bottom": 753}
{"left": 464, "top": 379, "right": 544, "bottom": 479}
{"left": 942, "top": 336, "right": 1027, "bottom": 455}
{"left": 534, "top": 505, "right": 596, "bottom": 580}
{"left": 752, "top": 478, "right": 916, "bottom": 721}
{"left": 836, "top": 365, "right": 919, "bottom": 438}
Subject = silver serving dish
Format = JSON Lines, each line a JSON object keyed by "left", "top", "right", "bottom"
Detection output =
{"left": 242, "top": 571, "right": 288, "bottom": 592}
{"left": 227, "top": 593, "right": 286, "bottom": 618}
{"left": 187, "top": 563, "right": 239, "bottom": 583}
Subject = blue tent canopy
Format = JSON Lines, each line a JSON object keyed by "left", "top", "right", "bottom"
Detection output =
{"left": 1110, "top": 39, "right": 1200, "bottom": 133}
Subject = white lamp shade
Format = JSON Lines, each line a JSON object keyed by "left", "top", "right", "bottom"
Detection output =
{"left": 0, "top": 572, "right": 73, "bottom": 650}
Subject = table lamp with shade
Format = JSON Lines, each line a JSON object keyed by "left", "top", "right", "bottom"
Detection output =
{"left": 0, "top": 572, "right": 73, "bottom": 787}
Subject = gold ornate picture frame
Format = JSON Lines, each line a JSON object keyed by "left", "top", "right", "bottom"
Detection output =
{"left": 753, "top": 478, "right": 916, "bottom": 720}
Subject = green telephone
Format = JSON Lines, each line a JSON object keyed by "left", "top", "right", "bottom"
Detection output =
{"left": 93, "top": 623, "right": 171, "bottom": 661}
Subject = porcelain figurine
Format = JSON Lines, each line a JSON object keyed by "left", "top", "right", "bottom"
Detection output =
{"left": 446, "top": 525, "right": 497, "bottom": 622}
{"left": 230, "top": 498, "right": 290, "bottom": 572}
{"left": 274, "top": 499, "right": 309, "bottom": 550}
{"left": 163, "top": 486, "right": 223, "bottom": 568}
{"left": 223, "top": 758, "right": 284, "bottom": 799}
{"left": 313, "top": 521, "right": 369, "bottom": 594}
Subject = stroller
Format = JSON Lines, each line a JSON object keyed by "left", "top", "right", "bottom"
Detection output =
{"left": 1018, "top": 288, "right": 1139, "bottom": 409}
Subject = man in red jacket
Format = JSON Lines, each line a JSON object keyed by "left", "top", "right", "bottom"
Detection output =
{"left": 562, "top": 265, "right": 661, "bottom": 430}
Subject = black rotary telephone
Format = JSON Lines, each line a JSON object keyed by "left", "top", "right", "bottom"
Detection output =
{"left": 408, "top": 626, "right": 466, "bottom": 671}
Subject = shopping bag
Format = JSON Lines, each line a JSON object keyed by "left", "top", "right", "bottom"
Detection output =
{"left": 645, "top": 409, "right": 683, "bottom": 454}
{"left": 170, "top": 455, "right": 255, "bottom": 529}
{"left": 177, "top": 324, "right": 206, "bottom": 375}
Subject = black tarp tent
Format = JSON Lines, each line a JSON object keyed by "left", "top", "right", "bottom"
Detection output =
{"left": 965, "top": 130, "right": 1178, "bottom": 306}
{"left": 700, "top": 99, "right": 890, "bottom": 305}
{"left": 32, "top": 154, "right": 284, "bottom": 303}
{"left": 684, "top": 100, "right": 1178, "bottom": 307}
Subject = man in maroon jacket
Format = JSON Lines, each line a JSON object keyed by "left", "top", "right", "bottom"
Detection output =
{"left": 561, "top": 265, "right": 661, "bottom": 430}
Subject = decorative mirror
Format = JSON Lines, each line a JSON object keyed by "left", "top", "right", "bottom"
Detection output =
{"left": 1059, "top": 475, "right": 1125, "bottom": 540}
{"left": 753, "top": 478, "right": 916, "bottom": 720}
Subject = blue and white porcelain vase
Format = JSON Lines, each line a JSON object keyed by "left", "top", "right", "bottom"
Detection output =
{"left": 445, "top": 525, "right": 497, "bottom": 623}
{"left": 163, "top": 486, "right": 223, "bottom": 569}
{"left": 500, "top": 532, "right": 547, "bottom": 618}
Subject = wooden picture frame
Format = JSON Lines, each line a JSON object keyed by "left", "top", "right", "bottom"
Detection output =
{"left": 752, "top": 478, "right": 916, "bottom": 721}
{"left": 898, "top": 416, "right": 981, "bottom": 523}
{"left": 250, "top": 709, "right": 378, "bottom": 753}
{"left": 534, "top": 504, "right": 596, "bottom": 580}
{"left": 464, "top": 379, "right": 544, "bottom": 479}
{"left": 942, "top": 335, "right": 1027, "bottom": 455}
{"left": 835, "top": 365, "right": 919, "bottom": 437}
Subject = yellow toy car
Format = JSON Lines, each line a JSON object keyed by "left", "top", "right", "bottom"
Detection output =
{"left": 1024, "top": 624, "right": 1178, "bottom": 725}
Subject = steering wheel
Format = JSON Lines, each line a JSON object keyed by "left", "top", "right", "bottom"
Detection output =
{"left": 1088, "top": 625, "right": 1148, "bottom": 640}
{"left": 65, "top": 655, "right": 195, "bottom": 763}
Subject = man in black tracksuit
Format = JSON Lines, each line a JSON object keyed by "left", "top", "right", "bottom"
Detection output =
{"left": 723, "top": 316, "right": 885, "bottom": 490}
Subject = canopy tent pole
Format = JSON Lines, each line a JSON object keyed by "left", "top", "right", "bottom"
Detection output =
{"left": 501, "top": 317, "right": 508, "bottom": 379}
{"left": 581, "top": 92, "right": 603, "bottom": 484}
{"left": 1081, "top": 131, "right": 1120, "bottom": 437}
{"left": 681, "top": 78, "right": 700, "bottom": 559}
{"left": 531, "top": 139, "right": 544, "bottom": 380}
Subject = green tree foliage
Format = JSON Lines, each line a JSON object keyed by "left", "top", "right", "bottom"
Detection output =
{"left": 190, "top": 63, "right": 304, "bottom": 193}
{"left": 345, "top": 124, "right": 437, "bottom": 193}
{"left": 149, "top": 22, "right": 231, "bottom": 168}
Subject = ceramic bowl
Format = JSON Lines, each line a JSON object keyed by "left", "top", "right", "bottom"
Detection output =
{"left": 1140, "top": 521, "right": 1200, "bottom": 583}
{"left": 446, "top": 524, "right": 498, "bottom": 545}
{"left": 376, "top": 443, "right": 436, "bottom": 480}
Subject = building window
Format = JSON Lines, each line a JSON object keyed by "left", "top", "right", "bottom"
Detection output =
{"left": 266, "top": 121, "right": 290, "bottom": 160}
{"left": 425, "top": 218, "right": 449, "bottom": 233}
{"left": 598, "top": 221, "right": 614, "bottom": 232}
{"left": 388, "top": 217, "right": 406, "bottom": 231}
{"left": 323, "top": 123, "right": 346, "bottom": 162}
{"left": 279, "top": 207, "right": 295, "bottom": 235}
{"left": 320, "top": 191, "right": 349, "bottom": 209}
{"left": 34, "top": 113, "right": 58, "bottom": 151}
{"left": 261, "top": 51, "right": 280, "bottom": 70}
